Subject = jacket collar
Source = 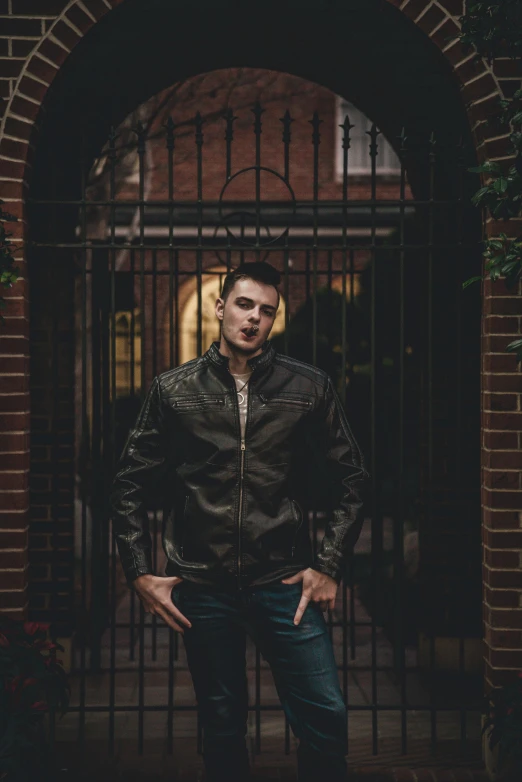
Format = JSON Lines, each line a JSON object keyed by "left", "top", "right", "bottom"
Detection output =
{"left": 206, "top": 340, "right": 276, "bottom": 374}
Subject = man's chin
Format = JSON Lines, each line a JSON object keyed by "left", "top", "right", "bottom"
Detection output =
{"left": 224, "top": 334, "right": 265, "bottom": 355}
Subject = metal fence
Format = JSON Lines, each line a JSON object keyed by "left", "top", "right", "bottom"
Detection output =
{"left": 28, "top": 102, "right": 482, "bottom": 764}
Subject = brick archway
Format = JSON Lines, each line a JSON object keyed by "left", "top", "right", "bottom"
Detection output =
{"left": 0, "top": 0, "right": 519, "bottom": 693}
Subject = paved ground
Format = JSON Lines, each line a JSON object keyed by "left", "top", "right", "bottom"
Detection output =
{"left": 60, "top": 523, "right": 487, "bottom": 782}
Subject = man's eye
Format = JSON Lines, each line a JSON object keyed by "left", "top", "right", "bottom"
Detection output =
{"left": 238, "top": 302, "right": 249, "bottom": 308}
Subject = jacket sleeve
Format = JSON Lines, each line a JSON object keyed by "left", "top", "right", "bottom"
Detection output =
{"left": 109, "top": 376, "right": 168, "bottom": 587}
{"left": 310, "top": 376, "right": 369, "bottom": 584}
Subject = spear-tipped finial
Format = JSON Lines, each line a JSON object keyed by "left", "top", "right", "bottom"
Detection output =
{"left": 252, "top": 101, "right": 265, "bottom": 135}
{"left": 309, "top": 111, "right": 323, "bottom": 145}
{"left": 280, "top": 109, "right": 294, "bottom": 145}
{"left": 133, "top": 121, "right": 146, "bottom": 154}
{"left": 428, "top": 130, "right": 437, "bottom": 163}
{"left": 340, "top": 114, "right": 355, "bottom": 150}
{"left": 366, "top": 123, "right": 381, "bottom": 158}
{"left": 224, "top": 107, "right": 238, "bottom": 142}
{"left": 108, "top": 125, "right": 118, "bottom": 158}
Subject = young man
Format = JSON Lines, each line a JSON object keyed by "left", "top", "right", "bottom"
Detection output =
{"left": 110, "top": 261, "right": 369, "bottom": 782}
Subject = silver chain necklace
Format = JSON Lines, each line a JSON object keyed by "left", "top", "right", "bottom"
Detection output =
{"left": 233, "top": 376, "right": 250, "bottom": 406}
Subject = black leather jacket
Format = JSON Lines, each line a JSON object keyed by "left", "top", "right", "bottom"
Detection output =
{"left": 110, "top": 340, "right": 369, "bottom": 591}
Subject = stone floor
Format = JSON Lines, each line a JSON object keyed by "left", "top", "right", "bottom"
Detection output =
{"left": 60, "top": 522, "right": 486, "bottom": 781}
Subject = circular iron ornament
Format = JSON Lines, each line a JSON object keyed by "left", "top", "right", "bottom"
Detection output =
{"left": 217, "top": 166, "right": 297, "bottom": 248}
{"left": 212, "top": 211, "right": 273, "bottom": 265}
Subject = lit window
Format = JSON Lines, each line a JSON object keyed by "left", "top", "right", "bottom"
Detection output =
{"left": 335, "top": 97, "right": 401, "bottom": 178}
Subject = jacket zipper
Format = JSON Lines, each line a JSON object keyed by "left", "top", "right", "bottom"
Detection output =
{"left": 236, "top": 376, "right": 251, "bottom": 590}
{"left": 259, "top": 394, "right": 311, "bottom": 408}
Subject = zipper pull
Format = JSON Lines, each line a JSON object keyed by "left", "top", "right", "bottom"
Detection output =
{"left": 241, "top": 439, "right": 246, "bottom": 451}
{"left": 259, "top": 393, "right": 268, "bottom": 404}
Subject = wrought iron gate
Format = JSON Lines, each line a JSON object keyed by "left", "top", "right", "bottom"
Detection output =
{"left": 28, "top": 101, "right": 482, "bottom": 766}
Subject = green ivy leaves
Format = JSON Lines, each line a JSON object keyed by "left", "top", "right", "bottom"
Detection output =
{"left": 0, "top": 200, "right": 19, "bottom": 325}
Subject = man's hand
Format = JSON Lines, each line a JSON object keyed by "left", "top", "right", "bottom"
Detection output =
{"left": 133, "top": 574, "right": 192, "bottom": 635}
{"left": 281, "top": 568, "right": 338, "bottom": 626}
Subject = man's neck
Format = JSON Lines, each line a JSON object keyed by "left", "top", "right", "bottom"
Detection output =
{"left": 218, "top": 337, "right": 259, "bottom": 375}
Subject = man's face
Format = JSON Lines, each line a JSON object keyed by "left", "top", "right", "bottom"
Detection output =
{"left": 215, "top": 277, "right": 279, "bottom": 355}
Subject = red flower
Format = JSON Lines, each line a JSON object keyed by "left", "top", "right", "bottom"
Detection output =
{"left": 29, "top": 701, "right": 47, "bottom": 711}
{"left": 23, "top": 622, "right": 40, "bottom": 636}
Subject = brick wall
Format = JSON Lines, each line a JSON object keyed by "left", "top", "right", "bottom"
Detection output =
{"left": 0, "top": 0, "right": 520, "bottom": 685}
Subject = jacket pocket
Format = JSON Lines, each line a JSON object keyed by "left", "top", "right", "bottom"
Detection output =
{"left": 173, "top": 395, "right": 225, "bottom": 413}
{"left": 258, "top": 393, "right": 312, "bottom": 410}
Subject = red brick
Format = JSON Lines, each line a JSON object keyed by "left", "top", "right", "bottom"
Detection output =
{"left": 489, "top": 649, "right": 522, "bottom": 668}
{"left": 483, "top": 430, "right": 518, "bottom": 449}
{"left": 484, "top": 136, "right": 512, "bottom": 159}
{"left": 437, "top": 0, "right": 463, "bottom": 14}
{"left": 428, "top": 17, "right": 460, "bottom": 51}
{"left": 0, "top": 318, "right": 29, "bottom": 339}
{"left": 482, "top": 373, "right": 522, "bottom": 393}
{"left": 442, "top": 39, "right": 467, "bottom": 66}
{"left": 11, "top": 40, "right": 37, "bottom": 59}
{"left": 17, "top": 75, "right": 48, "bottom": 103}
{"left": 0, "top": 550, "right": 27, "bottom": 568}
{"left": 0, "top": 470, "right": 28, "bottom": 490}
{"left": 0, "top": 492, "right": 30, "bottom": 511}
{"left": 51, "top": 19, "right": 82, "bottom": 51}
{"left": 38, "top": 38, "right": 68, "bottom": 68}
{"left": 483, "top": 353, "right": 521, "bottom": 373}
{"left": 489, "top": 609, "right": 522, "bottom": 629}
{"left": 484, "top": 411, "right": 522, "bottom": 430}
{"left": 0, "top": 570, "right": 27, "bottom": 590}
{"left": 417, "top": 4, "right": 446, "bottom": 35}
{"left": 483, "top": 470, "right": 520, "bottom": 490}
{"left": 9, "top": 95, "right": 41, "bottom": 123}
{"left": 0, "top": 431, "right": 29, "bottom": 451}
{"left": 0, "top": 59, "right": 24, "bottom": 79}
{"left": 0, "top": 138, "right": 29, "bottom": 162}
{"left": 483, "top": 508, "right": 519, "bottom": 529}
{"left": 0, "top": 452, "right": 30, "bottom": 470}
{"left": 461, "top": 73, "right": 498, "bottom": 105}
{"left": 84, "top": 0, "right": 111, "bottom": 21}
{"left": 485, "top": 569, "right": 522, "bottom": 589}
{"left": 493, "top": 59, "right": 522, "bottom": 79}
{"left": 0, "top": 590, "right": 28, "bottom": 610}
{"left": 483, "top": 392, "right": 518, "bottom": 411}
{"left": 483, "top": 488, "right": 522, "bottom": 509}
{"left": 468, "top": 93, "right": 504, "bottom": 124}
{"left": 498, "top": 78, "right": 522, "bottom": 99}
{"left": 487, "top": 628, "right": 522, "bottom": 649}
{"left": 488, "top": 451, "right": 522, "bottom": 470}
{"left": 0, "top": 18, "right": 41, "bottom": 36}
{"left": 65, "top": 4, "right": 95, "bottom": 34}
{"left": 456, "top": 55, "right": 487, "bottom": 86}
{"left": 11, "top": 0, "right": 65, "bottom": 12}
{"left": 484, "top": 530, "right": 522, "bottom": 549}
{"left": 26, "top": 54, "right": 59, "bottom": 85}
{"left": 484, "top": 548, "right": 520, "bottom": 568}
{"left": 400, "top": 0, "right": 430, "bottom": 20}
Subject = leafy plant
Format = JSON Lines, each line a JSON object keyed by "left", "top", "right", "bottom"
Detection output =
{"left": 462, "top": 89, "right": 522, "bottom": 362}
{"left": 0, "top": 616, "right": 70, "bottom": 782}
{"left": 459, "top": 1, "right": 522, "bottom": 61}
{"left": 0, "top": 201, "right": 20, "bottom": 326}
{"left": 482, "top": 673, "right": 522, "bottom": 777}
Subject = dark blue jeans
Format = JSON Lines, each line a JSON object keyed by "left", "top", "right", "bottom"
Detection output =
{"left": 171, "top": 580, "right": 348, "bottom": 782}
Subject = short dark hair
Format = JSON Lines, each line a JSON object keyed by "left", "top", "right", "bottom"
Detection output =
{"left": 220, "top": 261, "right": 281, "bottom": 305}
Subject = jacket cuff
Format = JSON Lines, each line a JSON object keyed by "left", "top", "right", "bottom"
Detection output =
{"left": 312, "top": 558, "right": 344, "bottom": 584}
{"left": 126, "top": 565, "right": 154, "bottom": 588}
